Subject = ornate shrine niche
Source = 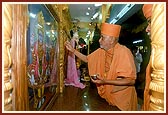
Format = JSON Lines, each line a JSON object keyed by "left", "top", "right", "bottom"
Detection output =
{"left": 27, "top": 4, "right": 58, "bottom": 110}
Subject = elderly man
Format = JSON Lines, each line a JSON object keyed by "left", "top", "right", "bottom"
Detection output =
{"left": 65, "top": 23, "right": 137, "bottom": 111}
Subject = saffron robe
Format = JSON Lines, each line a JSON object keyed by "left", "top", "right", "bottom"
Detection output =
{"left": 87, "top": 43, "right": 137, "bottom": 111}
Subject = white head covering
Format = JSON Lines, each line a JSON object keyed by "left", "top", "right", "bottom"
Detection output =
{"left": 73, "top": 31, "right": 79, "bottom": 38}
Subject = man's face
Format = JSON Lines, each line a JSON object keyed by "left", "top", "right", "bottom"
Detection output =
{"left": 99, "top": 34, "right": 114, "bottom": 50}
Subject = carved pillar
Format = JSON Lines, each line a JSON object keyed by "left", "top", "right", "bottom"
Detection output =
{"left": 11, "top": 4, "right": 29, "bottom": 110}
{"left": 52, "top": 4, "right": 72, "bottom": 93}
{"left": 3, "top": 3, "right": 13, "bottom": 111}
{"left": 57, "top": 5, "right": 65, "bottom": 93}
{"left": 53, "top": 4, "right": 71, "bottom": 93}
{"left": 101, "top": 4, "right": 112, "bottom": 23}
{"left": 149, "top": 3, "right": 165, "bottom": 111}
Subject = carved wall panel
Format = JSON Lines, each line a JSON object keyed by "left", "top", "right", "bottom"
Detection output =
{"left": 3, "top": 3, "right": 13, "bottom": 111}
{"left": 149, "top": 3, "right": 165, "bottom": 111}
{"left": 11, "top": 4, "right": 29, "bottom": 111}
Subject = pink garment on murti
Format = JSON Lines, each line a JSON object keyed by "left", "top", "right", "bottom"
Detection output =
{"left": 64, "top": 38, "right": 85, "bottom": 89}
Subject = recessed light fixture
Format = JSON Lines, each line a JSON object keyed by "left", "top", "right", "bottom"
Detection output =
{"left": 86, "top": 12, "right": 89, "bottom": 16}
{"left": 87, "top": 7, "right": 91, "bottom": 10}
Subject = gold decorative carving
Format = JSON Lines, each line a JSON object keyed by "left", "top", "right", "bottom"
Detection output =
{"left": 50, "top": 4, "right": 73, "bottom": 93}
{"left": 150, "top": 102, "right": 164, "bottom": 111}
{"left": 150, "top": 45, "right": 164, "bottom": 70}
{"left": 101, "top": 4, "right": 112, "bottom": 23}
{"left": 3, "top": 3, "right": 13, "bottom": 111}
{"left": 52, "top": 4, "right": 72, "bottom": 93}
{"left": 52, "top": 4, "right": 59, "bottom": 16}
{"left": 149, "top": 3, "right": 165, "bottom": 111}
{"left": 150, "top": 93, "right": 164, "bottom": 106}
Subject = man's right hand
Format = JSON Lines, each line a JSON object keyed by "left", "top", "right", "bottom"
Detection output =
{"left": 65, "top": 41, "right": 74, "bottom": 53}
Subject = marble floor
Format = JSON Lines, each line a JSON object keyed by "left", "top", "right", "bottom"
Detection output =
{"left": 49, "top": 82, "right": 143, "bottom": 112}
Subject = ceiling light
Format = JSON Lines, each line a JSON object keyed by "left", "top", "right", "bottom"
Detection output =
{"left": 29, "top": 13, "right": 36, "bottom": 18}
{"left": 116, "top": 4, "right": 134, "bottom": 18}
{"left": 87, "top": 7, "right": 91, "bottom": 10}
{"left": 92, "top": 12, "right": 99, "bottom": 19}
{"left": 110, "top": 4, "right": 135, "bottom": 24}
{"left": 46, "top": 22, "right": 51, "bottom": 25}
{"left": 94, "top": 4, "right": 102, "bottom": 7}
{"left": 83, "top": 95, "right": 87, "bottom": 98}
{"left": 133, "top": 40, "right": 143, "bottom": 44}
{"left": 86, "top": 12, "right": 89, "bottom": 16}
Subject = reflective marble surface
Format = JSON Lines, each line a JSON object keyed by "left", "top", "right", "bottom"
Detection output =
{"left": 50, "top": 82, "right": 121, "bottom": 111}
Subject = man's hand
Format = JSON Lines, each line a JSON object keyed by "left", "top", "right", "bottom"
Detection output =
{"left": 90, "top": 74, "right": 105, "bottom": 84}
{"left": 64, "top": 41, "right": 75, "bottom": 53}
